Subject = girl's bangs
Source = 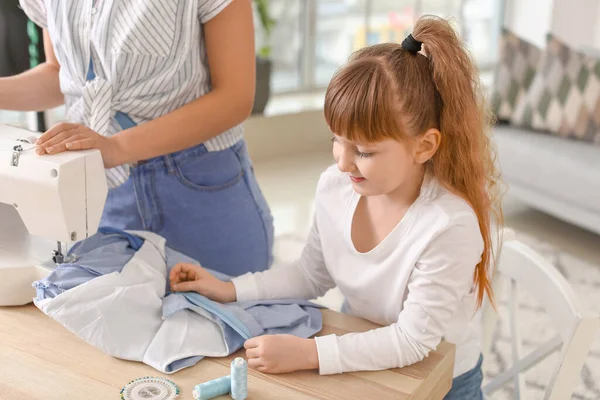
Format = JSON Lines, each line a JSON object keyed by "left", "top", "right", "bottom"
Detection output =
{"left": 324, "top": 58, "right": 404, "bottom": 143}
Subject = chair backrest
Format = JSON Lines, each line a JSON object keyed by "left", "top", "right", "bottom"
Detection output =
{"left": 481, "top": 236, "right": 599, "bottom": 400}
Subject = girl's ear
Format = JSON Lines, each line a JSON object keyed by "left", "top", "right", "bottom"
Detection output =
{"left": 414, "top": 128, "right": 441, "bottom": 164}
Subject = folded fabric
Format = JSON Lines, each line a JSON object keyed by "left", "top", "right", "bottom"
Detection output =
{"left": 33, "top": 229, "right": 323, "bottom": 374}
{"left": 33, "top": 227, "right": 142, "bottom": 299}
{"left": 158, "top": 294, "right": 322, "bottom": 373}
{"left": 34, "top": 227, "right": 213, "bottom": 300}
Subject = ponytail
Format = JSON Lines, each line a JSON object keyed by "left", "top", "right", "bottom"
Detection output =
{"left": 324, "top": 15, "right": 503, "bottom": 308}
{"left": 412, "top": 16, "right": 503, "bottom": 308}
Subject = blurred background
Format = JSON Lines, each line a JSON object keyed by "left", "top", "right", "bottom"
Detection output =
{"left": 2, "top": 0, "right": 508, "bottom": 124}
{"left": 263, "top": 0, "right": 501, "bottom": 92}
{"left": 1, "top": 1, "right": 599, "bottom": 399}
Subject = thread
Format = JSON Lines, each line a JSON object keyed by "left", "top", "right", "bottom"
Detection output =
{"left": 192, "top": 375, "right": 231, "bottom": 400}
{"left": 230, "top": 357, "right": 248, "bottom": 400}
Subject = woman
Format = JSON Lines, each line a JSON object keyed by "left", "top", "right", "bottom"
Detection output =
{"left": 0, "top": 0, "right": 274, "bottom": 276}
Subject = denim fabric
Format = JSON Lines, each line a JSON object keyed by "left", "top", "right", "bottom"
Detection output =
{"left": 99, "top": 139, "right": 274, "bottom": 276}
{"left": 444, "top": 354, "right": 484, "bottom": 400}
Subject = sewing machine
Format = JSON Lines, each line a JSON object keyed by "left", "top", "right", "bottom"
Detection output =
{"left": 0, "top": 123, "right": 108, "bottom": 306}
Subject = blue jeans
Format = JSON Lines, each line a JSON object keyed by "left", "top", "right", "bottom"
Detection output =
{"left": 444, "top": 355, "right": 484, "bottom": 400}
{"left": 99, "top": 140, "right": 274, "bottom": 277}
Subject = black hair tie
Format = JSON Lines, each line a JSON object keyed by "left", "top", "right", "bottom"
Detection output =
{"left": 402, "top": 34, "right": 422, "bottom": 53}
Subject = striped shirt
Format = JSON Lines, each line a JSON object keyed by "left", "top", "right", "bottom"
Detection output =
{"left": 19, "top": 0, "right": 243, "bottom": 188}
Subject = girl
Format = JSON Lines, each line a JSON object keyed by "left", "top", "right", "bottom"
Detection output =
{"left": 0, "top": 0, "right": 274, "bottom": 277}
{"left": 170, "top": 15, "right": 503, "bottom": 399}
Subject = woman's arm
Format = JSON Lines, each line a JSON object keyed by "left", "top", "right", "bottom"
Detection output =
{"left": 34, "top": 0, "right": 255, "bottom": 166}
{"left": 111, "top": 0, "right": 256, "bottom": 164}
{"left": 0, "top": 29, "right": 63, "bottom": 111}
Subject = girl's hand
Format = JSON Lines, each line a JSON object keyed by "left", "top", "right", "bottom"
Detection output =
{"left": 169, "top": 263, "right": 236, "bottom": 303}
{"left": 244, "top": 335, "right": 319, "bottom": 374}
{"left": 35, "top": 123, "right": 125, "bottom": 169}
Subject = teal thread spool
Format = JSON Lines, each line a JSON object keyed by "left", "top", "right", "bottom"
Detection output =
{"left": 192, "top": 375, "right": 231, "bottom": 400}
{"left": 230, "top": 357, "right": 248, "bottom": 400}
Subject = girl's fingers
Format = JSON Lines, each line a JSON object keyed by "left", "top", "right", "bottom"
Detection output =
{"left": 179, "top": 271, "right": 188, "bottom": 282}
{"left": 245, "top": 347, "right": 261, "bottom": 359}
{"left": 247, "top": 357, "right": 263, "bottom": 370}
{"left": 172, "top": 281, "right": 199, "bottom": 292}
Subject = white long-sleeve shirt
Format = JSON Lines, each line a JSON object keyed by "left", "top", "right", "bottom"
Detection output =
{"left": 232, "top": 165, "right": 484, "bottom": 377}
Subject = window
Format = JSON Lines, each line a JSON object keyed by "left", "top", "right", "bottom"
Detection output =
{"left": 1, "top": 0, "right": 505, "bottom": 128}
{"left": 259, "top": 0, "right": 305, "bottom": 92}
{"left": 264, "top": 0, "right": 504, "bottom": 94}
{"left": 315, "top": 0, "right": 368, "bottom": 87}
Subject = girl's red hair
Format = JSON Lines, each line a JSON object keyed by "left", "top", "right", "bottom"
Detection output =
{"left": 324, "top": 15, "right": 503, "bottom": 308}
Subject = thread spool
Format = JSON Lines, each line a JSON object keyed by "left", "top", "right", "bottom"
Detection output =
{"left": 192, "top": 375, "right": 231, "bottom": 400}
{"left": 230, "top": 357, "right": 248, "bottom": 400}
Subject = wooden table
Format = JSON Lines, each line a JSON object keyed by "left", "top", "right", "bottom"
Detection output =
{"left": 0, "top": 305, "right": 455, "bottom": 399}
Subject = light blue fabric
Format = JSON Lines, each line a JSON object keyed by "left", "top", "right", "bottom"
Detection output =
{"left": 33, "top": 228, "right": 140, "bottom": 299}
{"left": 443, "top": 354, "right": 484, "bottom": 400}
{"left": 34, "top": 227, "right": 256, "bottom": 300}
{"left": 98, "top": 226, "right": 144, "bottom": 250}
{"left": 33, "top": 229, "right": 322, "bottom": 374}
{"left": 161, "top": 294, "right": 323, "bottom": 372}
{"left": 179, "top": 293, "right": 253, "bottom": 340}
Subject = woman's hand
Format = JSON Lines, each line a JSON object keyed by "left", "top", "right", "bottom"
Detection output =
{"left": 35, "top": 123, "right": 126, "bottom": 169}
{"left": 169, "top": 263, "right": 236, "bottom": 303}
{"left": 244, "top": 335, "right": 319, "bottom": 374}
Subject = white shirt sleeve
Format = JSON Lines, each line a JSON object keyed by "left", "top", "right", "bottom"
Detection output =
{"left": 19, "top": 0, "right": 48, "bottom": 28}
{"left": 315, "top": 213, "right": 484, "bottom": 375}
{"left": 198, "top": 0, "right": 234, "bottom": 23}
{"left": 232, "top": 215, "right": 336, "bottom": 302}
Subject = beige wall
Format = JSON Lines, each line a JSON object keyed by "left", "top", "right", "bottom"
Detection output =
{"left": 505, "top": 0, "right": 600, "bottom": 50}
{"left": 504, "top": 0, "right": 554, "bottom": 47}
{"left": 243, "top": 110, "right": 330, "bottom": 162}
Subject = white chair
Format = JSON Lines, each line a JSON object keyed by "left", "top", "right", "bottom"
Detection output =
{"left": 481, "top": 234, "right": 599, "bottom": 400}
